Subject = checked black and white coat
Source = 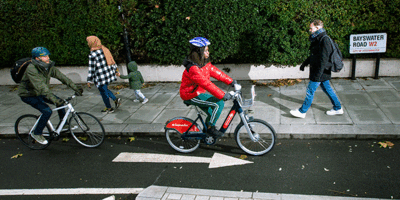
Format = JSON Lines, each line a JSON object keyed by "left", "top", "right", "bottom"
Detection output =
{"left": 87, "top": 49, "right": 117, "bottom": 87}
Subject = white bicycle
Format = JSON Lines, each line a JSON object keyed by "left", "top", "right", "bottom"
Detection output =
{"left": 15, "top": 95, "right": 105, "bottom": 150}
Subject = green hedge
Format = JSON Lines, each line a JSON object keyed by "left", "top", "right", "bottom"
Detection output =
{"left": 1, "top": 0, "right": 399, "bottom": 68}
{"left": 124, "top": 0, "right": 400, "bottom": 65}
{"left": 0, "top": 0, "right": 122, "bottom": 68}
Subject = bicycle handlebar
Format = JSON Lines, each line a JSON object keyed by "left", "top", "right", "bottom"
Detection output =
{"left": 65, "top": 95, "right": 76, "bottom": 102}
{"left": 228, "top": 84, "right": 256, "bottom": 108}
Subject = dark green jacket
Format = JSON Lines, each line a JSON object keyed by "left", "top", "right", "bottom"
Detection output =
{"left": 119, "top": 61, "right": 144, "bottom": 90}
{"left": 18, "top": 60, "right": 79, "bottom": 104}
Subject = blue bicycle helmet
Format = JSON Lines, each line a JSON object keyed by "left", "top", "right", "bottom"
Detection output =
{"left": 189, "top": 37, "right": 210, "bottom": 47}
{"left": 32, "top": 47, "right": 50, "bottom": 58}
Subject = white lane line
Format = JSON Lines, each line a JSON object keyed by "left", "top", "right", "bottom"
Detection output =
{"left": 0, "top": 188, "right": 143, "bottom": 196}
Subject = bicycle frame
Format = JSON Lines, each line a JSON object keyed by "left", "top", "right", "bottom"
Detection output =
{"left": 30, "top": 100, "right": 75, "bottom": 136}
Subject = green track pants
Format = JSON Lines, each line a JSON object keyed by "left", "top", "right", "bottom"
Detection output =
{"left": 184, "top": 93, "right": 224, "bottom": 127}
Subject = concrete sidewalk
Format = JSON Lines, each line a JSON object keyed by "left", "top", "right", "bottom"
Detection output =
{"left": 1, "top": 77, "right": 400, "bottom": 139}
{"left": 135, "top": 185, "right": 386, "bottom": 200}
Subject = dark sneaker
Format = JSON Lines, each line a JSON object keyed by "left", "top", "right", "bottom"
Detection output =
{"left": 101, "top": 108, "right": 108, "bottom": 113}
{"left": 207, "top": 126, "right": 224, "bottom": 137}
{"left": 114, "top": 98, "right": 121, "bottom": 109}
{"left": 107, "top": 108, "right": 115, "bottom": 113}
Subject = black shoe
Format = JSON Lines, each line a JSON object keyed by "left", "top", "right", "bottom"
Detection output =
{"left": 207, "top": 126, "right": 224, "bottom": 137}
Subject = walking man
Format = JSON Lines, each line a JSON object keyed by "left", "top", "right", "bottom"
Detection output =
{"left": 290, "top": 19, "right": 343, "bottom": 118}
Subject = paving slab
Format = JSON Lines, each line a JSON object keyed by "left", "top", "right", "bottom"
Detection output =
{"left": 124, "top": 105, "right": 165, "bottom": 124}
{"left": 346, "top": 107, "right": 392, "bottom": 124}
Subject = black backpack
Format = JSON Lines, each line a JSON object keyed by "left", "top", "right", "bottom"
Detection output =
{"left": 321, "top": 35, "right": 343, "bottom": 72}
{"left": 10, "top": 57, "right": 32, "bottom": 83}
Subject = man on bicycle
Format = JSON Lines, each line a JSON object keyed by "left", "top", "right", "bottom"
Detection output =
{"left": 180, "top": 37, "right": 236, "bottom": 137}
{"left": 18, "top": 47, "right": 83, "bottom": 145}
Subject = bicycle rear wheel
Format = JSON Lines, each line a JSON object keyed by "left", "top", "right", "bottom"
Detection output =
{"left": 15, "top": 114, "right": 52, "bottom": 150}
{"left": 69, "top": 112, "right": 105, "bottom": 148}
{"left": 234, "top": 119, "right": 276, "bottom": 156}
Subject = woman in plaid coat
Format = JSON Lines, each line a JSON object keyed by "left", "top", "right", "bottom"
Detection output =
{"left": 86, "top": 36, "right": 121, "bottom": 113}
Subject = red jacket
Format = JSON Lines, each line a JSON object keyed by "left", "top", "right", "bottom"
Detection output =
{"left": 180, "top": 60, "right": 233, "bottom": 101}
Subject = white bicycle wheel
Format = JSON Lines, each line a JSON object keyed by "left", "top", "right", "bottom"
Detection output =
{"left": 235, "top": 119, "right": 276, "bottom": 156}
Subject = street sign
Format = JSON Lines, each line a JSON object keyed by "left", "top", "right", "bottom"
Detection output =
{"left": 112, "top": 152, "right": 254, "bottom": 168}
{"left": 349, "top": 33, "right": 387, "bottom": 54}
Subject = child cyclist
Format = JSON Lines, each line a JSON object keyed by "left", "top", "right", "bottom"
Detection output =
{"left": 180, "top": 37, "right": 237, "bottom": 137}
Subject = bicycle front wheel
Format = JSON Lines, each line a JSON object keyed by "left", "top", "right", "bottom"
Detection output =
{"left": 234, "top": 119, "right": 276, "bottom": 156}
{"left": 69, "top": 112, "right": 105, "bottom": 148}
{"left": 15, "top": 114, "right": 52, "bottom": 150}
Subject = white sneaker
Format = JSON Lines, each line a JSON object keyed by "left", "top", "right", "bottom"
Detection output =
{"left": 326, "top": 108, "right": 344, "bottom": 115}
{"left": 133, "top": 99, "right": 140, "bottom": 102}
{"left": 290, "top": 109, "right": 306, "bottom": 118}
{"left": 142, "top": 98, "right": 149, "bottom": 104}
{"left": 31, "top": 134, "right": 48, "bottom": 145}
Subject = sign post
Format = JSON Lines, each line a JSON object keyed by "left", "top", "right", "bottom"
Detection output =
{"left": 349, "top": 33, "right": 387, "bottom": 79}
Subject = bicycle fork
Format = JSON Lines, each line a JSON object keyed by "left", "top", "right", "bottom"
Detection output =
{"left": 238, "top": 112, "right": 258, "bottom": 142}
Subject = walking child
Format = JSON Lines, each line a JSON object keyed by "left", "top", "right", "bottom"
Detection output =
{"left": 116, "top": 61, "right": 148, "bottom": 104}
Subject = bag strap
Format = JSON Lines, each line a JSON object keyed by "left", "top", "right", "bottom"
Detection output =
{"left": 320, "top": 35, "right": 337, "bottom": 52}
{"left": 17, "top": 59, "right": 32, "bottom": 74}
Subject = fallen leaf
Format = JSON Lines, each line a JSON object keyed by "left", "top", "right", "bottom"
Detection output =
{"left": 378, "top": 141, "right": 394, "bottom": 148}
{"left": 128, "top": 137, "right": 135, "bottom": 142}
{"left": 378, "top": 142, "right": 387, "bottom": 148}
{"left": 324, "top": 168, "right": 329, "bottom": 171}
{"left": 386, "top": 141, "right": 394, "bottom": 147}
{"left": 238, "top": 155, "right": 247, "bottom": 160}
{"left": 62, "top": 138, "right": 70, "bottom": 142}
{"left": 11, "top": 154, "right": 23, "bottom": 159}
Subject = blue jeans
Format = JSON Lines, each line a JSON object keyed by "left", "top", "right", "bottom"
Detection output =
{"left": 299, "top": 80, "right": 341, "bottom": 113}
{"left": 21, "top": 95, "right": 65, "bottom": 135}
{"left": 98, "top": 84, "right": 116, "bottom": 108}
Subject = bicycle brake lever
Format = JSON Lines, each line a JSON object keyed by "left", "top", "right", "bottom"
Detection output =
{"left": 234, "top": 84, "right": 242, "bottom": 91}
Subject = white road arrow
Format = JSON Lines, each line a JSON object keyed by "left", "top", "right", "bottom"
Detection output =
{"left": 112, "top": 152, "right": 253, "bottom": 168}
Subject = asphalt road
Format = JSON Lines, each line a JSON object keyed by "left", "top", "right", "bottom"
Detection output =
{"left": 0, "top": 136, "right": 399, "bottom": 200}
